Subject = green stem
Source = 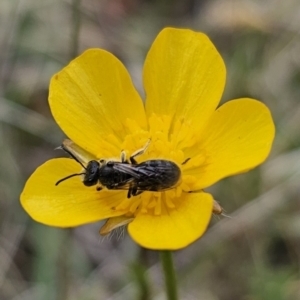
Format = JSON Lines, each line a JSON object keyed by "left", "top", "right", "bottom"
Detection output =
{"left": 70, "top": 0, "right": 81, "bottom": 58}
{"left": 160, "top": 251, "right": 178, "bottom": 300}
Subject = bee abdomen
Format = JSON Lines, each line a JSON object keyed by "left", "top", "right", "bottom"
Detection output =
{"left": 137, "top": 160, "right": 181, "bottom": 190}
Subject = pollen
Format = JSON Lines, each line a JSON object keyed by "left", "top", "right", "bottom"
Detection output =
{"left": 110, "top": 113, "right": 205, "bottom": 217}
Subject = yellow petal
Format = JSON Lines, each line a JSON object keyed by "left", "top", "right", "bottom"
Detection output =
{"left": 144, "top": 28, "right": 226, "bottom": 134}
{"left": 128, "top": 192, "right": 213, "bottom": 250}
{"left": 21, "top": 158, "right": 125, "bottom": 227}
{"left": 49, "top": 49, "right": 147, "bottom": 156}
{"left": 185, "top": 98, "right": 275, "bottom": 189}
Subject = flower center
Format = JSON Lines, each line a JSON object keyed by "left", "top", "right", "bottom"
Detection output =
{"left": 103, "top": 114, "right": 206, "bottom": 217}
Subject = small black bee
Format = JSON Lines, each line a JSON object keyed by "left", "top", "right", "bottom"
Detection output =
{"left": 56, "top": 140, "right": 182, "bottom": 198}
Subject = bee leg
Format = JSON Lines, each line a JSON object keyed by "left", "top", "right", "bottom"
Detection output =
{"left": 182, "top": 157, "right": 191, "bottom": 165}
{"left": 120, "top": 150, "right": 128, "bottom": 163}
{"left": 130, "top": 139, "right": 151, "bottom": 164}
{"left": 184, "top": 189, "right": 202, "bottom": 193}
{"left": 127, "top": 185, "right": 142, "bottom": 198}
{"left": 131, "top": 185, "right": 138, "bottom": 196}
{"left": 127, "top": 187, "right": 132, "bottom": 199}
{"left": 132, "top": 189, "right": 143, "bottom": 197}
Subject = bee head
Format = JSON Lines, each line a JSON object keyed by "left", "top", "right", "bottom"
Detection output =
{"left": 55, "top": 160, "right": 100, "bottom": 187}
{"left": 83, "top": 160, "right": 100, "bottom": 186}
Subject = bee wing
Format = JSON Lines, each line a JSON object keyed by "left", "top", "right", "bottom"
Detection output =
{"left": 135, "top": 165, "right": 160, "bottom": 177}
{"left": 135, "top": 163, "right": 173, "bottom": 177}
{"left": 112, "top": 163, "right": 142, "bottom": 179}
{"left": 113, "top": 163, "right": 168, "bottom": 178}
{"left": 108, "top": 181, "right": 133, "bottom": 190}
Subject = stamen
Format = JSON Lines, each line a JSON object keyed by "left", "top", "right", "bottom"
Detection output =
{"left": 125, "top": 118, "right": 142, "bottom": 133}
{"left": 149, "top": 114, "right": 163, "bottom": 133}
{"left": 167, "top": 189, "right": 175, "bottom": 199}
{"left": 181, "top": 182, "right": 191, "bottom": 192}
{"left": 154, "top": 140, "right": 168, "bottom": 153}
{"left": 129, "top": 199, "right": 140, "bottom": 214}
{"left": 147, "top": 199, "right": 157, "bottom": 209}
{"left": 115, "top": 199, "right": 131, "bottom": 211}
{"left": 176, "top": 186, "right": 182, "bottom": 197}
{"left": 177, "top": 124, "right": 189, "bottom": 143}
{"left": 183, "top": 175, "right": 197, "bottom": 185}
{"left": 165, "top": 194, "right": 175, "bottom": 208}
{"left": 188, "top": 154, "right": 206, "bottom": 168}
{"left": 111, "top": 114, "right": 205, "bottom": 217}
{"left": 155, "top": 131, "right": 167, "bottom": 142}
{"left": 106, "top": 134, "right": 122, "bottom": 147}
{"left": 140, "top": 193, "right": 152, "bottom": 213}
{"left": 170, "top": 150, "right": 184, "bottom": 162}
{"left": 154, "top": 196, "right": 162, "bottom": 215}
{"left": 96, "top": 134, "right": 125, "bottom": 158}
{"left": 140, "top": 207, "right": 148, "bottom": 213}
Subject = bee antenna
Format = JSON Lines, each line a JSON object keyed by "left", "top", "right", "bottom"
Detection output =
{"left": 55, "top": 173, "right": 85, "bottom": 186}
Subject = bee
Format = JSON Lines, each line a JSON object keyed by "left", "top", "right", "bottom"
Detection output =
{"left": 56, "top": 139, "right": 181, "bottom": 198}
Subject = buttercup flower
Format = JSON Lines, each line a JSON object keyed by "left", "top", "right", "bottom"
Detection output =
{"left": 21, "top": 28, "right": 275, "bottom": 250}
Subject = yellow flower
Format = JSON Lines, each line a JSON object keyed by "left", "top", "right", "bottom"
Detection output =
{"left": 21, "top": 28, "right": 275, "bottom": 250}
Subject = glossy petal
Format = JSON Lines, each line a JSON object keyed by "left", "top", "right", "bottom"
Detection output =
{"left": 144, "top": 28, "right": 226, "bottom": 134}
{"left": 185, "top": 99, "right": 275, "bottom": 189}
{"left": 128, "top": 192, "right": 213, "bottom": 250}
{"left": 49, "top": 49, "right": 147, "bottom": 156}
{"left": 21, "top": 158, "right": 125, "bottom": 227}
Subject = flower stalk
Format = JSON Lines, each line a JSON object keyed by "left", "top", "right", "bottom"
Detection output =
{"left": 160, "top": 251, "right": 178, "bottom": 300}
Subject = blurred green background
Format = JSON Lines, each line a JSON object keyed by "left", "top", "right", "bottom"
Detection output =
{"left": 1, "top": 0, "right": 300, "bottom": 299}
